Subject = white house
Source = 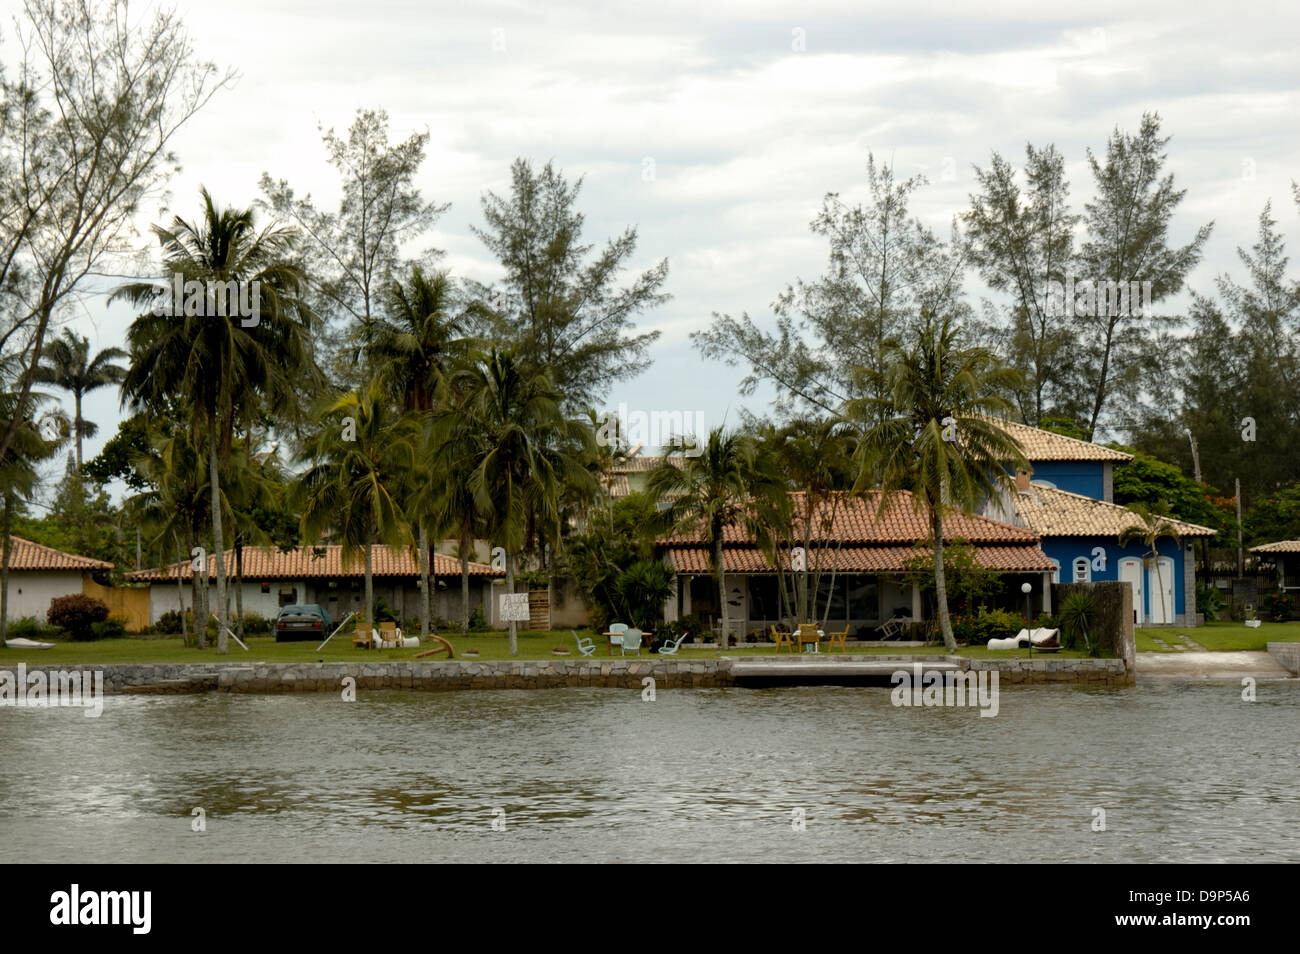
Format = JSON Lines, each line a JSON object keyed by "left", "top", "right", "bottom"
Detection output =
{"left": 2, "top": 536, "right": 114, "bottom": 621}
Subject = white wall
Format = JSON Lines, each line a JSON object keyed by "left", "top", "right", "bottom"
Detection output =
{"left": 3, "top": 571, "right": 87, "bottom": 622}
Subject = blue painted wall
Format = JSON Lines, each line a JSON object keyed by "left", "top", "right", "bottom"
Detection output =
{"left": 1040, "top": 537, "right": 1187, "bottom": 619}
{"left": 1028, "top": 461, "right": 1105, "bottom": 500}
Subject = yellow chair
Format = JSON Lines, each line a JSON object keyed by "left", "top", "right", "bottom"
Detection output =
{"left": 770, "top": 625, "right": 795, "bottom": 653}
{"left": 796, "top": 623, "right": 820, "bottom": 653}
{"left": 378, "top": 621, "right": 399, "bottom": 648}
{"left": 827, "top": 626, "right": 849, "bottom": 652}
{"left": 353, "top": 622, "right": 373, "bottom": 650}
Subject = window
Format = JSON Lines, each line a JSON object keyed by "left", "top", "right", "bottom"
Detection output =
{"left": 1072, "top": 557, "right": 1091, "bottom": 583}
{"left": 1049, "top": 559, "right": 1061, "bottom": 584}
{"left": 260, "top": 582, "right": 270, "bottom": 594}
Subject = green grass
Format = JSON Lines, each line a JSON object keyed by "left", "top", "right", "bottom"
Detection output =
{"left": 0, "top": 629, "right": 1092, "bottom": 664}
{"left": 1136, "top": 619, "right": 1300, "bottom": 653}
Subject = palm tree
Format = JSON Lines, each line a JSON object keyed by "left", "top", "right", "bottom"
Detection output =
{"left": 648, "top": 427, "right": 786, "bottom": 650}
{"left": 369, "top": 265, "right": 470, "bottom": 639}
{"left": 33, "top": 329, "right": 127, "bottom": 472}
{"left": 845, "top": 313, "right": 1027, "bottom": 653}
{"left": 432, "top": 350, "right": 594, "bottom": 655}
{"left": 295, "top": 384, "right": 419, "bottom": 629}
{"left": 114, "top": 187, "right": 318, "bottom": 653}
{"left": 1119, "top": 502, "right": 1183, "bottom": 624}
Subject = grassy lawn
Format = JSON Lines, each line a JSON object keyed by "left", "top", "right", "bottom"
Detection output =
{"left": 1136, "top": 619, "right": 1300, "bottom": 653}
{"left": 0, "top": 630, "right": 1092, "bottom": 664}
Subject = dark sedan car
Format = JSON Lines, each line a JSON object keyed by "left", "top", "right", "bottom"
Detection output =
{"left": 274, "top": 604, "right": 333, "bottom": 642}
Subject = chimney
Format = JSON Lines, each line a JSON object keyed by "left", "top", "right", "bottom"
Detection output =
{"left": 1015, "top": 469, "right": 1032, "bottom": 493}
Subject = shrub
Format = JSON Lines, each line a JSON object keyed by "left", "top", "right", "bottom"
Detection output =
{"left": 1196, "top": 582, "right": 1226, "bottom": 622}
{"left": 47, "top": 594, "right": 111, "bottom": 641}
{"left": 240, "top": 612, "right": 271, "bottom": 635}
{"left": 1262, "top": 592, "right": 1293, "bottom": 622}
{"left": 90, "top": 615, "right": 127, "bottom": 640}
{"left": 6, "top": 616, "right": 55, "bottom": 641}
{"left": 970, "top": 608, "right": 1022, "bottom": 644}
{"left": 664, "top": 613, "right": 707, "bottom": 643}
{"left": 1059, "top": 590, "right": 1097, "bottom": 653}
{"left": 468, "top": 606, "right": 488, "bottom": 631}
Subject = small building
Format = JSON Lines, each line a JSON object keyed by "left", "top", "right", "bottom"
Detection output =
{"left": 1249, "top": 540, "right": 1300, "bottom": 594}
{"left": 125, "top": 545, "right": 504, "bottom": 627}
{"left": 1, "top": 536, "right": 115, "bottom": 622}
{"left": 658, "top": 490, "right": 1056, "bottom": 639}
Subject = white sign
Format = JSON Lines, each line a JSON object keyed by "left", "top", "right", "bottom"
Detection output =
{"left": 500, "top": 593, "right": 530, "bottom": 622}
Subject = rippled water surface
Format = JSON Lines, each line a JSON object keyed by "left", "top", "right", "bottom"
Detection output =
{"left": 2, "top": 681, "right": 1297, "bottom": 862}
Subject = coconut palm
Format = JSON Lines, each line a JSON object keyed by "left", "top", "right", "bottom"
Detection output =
{"left": 432, "top": 350, "right": 595, "bottom": 655}
{"left": 295, "top": 384, "right": 419, "bottom": 628}
{"left": 1119, "top": 502, "right": 1183, "bottom": 624}
{"left": 845, "top": 312, "right": 1027, "bottom": 653}
{"left": 648, "top": 427, "right": 786, "bottom": 650}
{"left": 114, "top": 187, "right": 319, "bottom": 653}
{"left": 33, "top": 329, "right": 127, "bottom": 472}
{"left": 369, "top": 265, "right": 471, "bottom": 639}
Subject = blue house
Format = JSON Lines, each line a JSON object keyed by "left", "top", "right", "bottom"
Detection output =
{"left": 984, "top": 421, "right": 1214, "bottom": 627}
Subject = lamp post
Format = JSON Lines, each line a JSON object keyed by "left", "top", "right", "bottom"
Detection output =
{"left": 1021, "top": 581, "right": 1033, "bottom": 657}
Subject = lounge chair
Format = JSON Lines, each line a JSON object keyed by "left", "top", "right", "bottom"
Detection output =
{"left": 572, "top": 630, "right": 597, "bottom": 657}
{"left": 658, "top": 633, "right": 688, "bottom": 655}
{"left": 770, "top": 625, "right": 795, "bottom": 653}
{"left": 876, "top": 616, "right": 909, "bottom": 640}
{"left": 619, "top": 628, "right": 643, "bottom": 655}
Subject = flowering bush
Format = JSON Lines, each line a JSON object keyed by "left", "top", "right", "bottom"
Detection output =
{"left": 1262, "top": 592, "right": 1294, "bottom": 622}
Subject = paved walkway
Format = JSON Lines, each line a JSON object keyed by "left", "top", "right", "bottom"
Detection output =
{"left": 1136, "top": 651, "right": 1293, "bottom": 680}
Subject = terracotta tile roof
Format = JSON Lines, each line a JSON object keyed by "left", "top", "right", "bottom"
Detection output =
{"left": 1014, "top": 486, "right": 1215, "bottom": 538}
{"left": 659, "top": 491, "right": 1040, "bottom": 546}
{"left": 665, "top": 544, "right": 1053, "bottom": 574}
{"left": 3, "top": 536, "right": 112, "bottom": 572}
{"left": 988, "top": 417, "right": 1133, "bottom": 462}
{"left": 124, "top": 545, "right": 502, "bottom": 582}
{"left": 611, "top": 454, "right": 674, "bottom": 473}
{"left": 1250, "top": 540, "right": 1300, "bottom": 553}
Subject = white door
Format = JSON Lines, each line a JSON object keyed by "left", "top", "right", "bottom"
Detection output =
{"left": 1119, "top": 558, "right": 1144, "bottom": 625}
{"left": 1149, "top": 557, "right": 1175, "bottom": 625}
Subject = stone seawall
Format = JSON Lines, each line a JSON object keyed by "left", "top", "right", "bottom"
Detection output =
{"left": 0, "top": 655, "right": 1132, "bottom": 694}
{"left": 1266, "top": 642, "right": 1300, "bottom": 676}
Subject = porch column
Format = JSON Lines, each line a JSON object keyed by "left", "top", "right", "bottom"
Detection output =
{"left": 1042, "top": 573, "right": 1051, "bottom": 613}
{"left": 911, "top": 582, "right": 921, "bottom": 620}
{"left": 682, "top": 577, "right": 692, "bottom": 616}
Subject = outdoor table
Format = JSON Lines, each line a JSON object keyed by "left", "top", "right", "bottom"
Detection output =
{"left": 602, "top": 631, "right": 653, "bottom": 655}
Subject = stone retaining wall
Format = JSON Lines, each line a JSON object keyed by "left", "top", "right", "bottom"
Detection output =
{"left": 1, "top": 655, "right": 1133, "bottom": 694}
{"left": 1266, "top": 642, "right": 1300, "bottom": 676}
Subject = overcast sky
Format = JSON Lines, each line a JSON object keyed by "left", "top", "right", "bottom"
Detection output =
{"left": 8, "top": 0, "right": 1299, "bottom": 495}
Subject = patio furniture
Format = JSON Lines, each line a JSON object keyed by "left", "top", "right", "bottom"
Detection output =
{"left": 826, "top": 626, "right": 849, "bottom": 652}
{"left": 796, "top": 623, "right": 821, "bottom": 653}
{"left": 876, "top": 616, "right": 909, "bottom": 640}
{"left": 619, "top": 628, "right": 643, "bottom": 656}
{"left": 770, "top": 625, "right": 795, "bottom": 653}
{"left": 657, "top": 633, "right": 688, "bottom": 655}
{"left": 606, "top": 623, "right": 629, "bottom": 655}
{"left": 353, "top": 622, "right": 373, "bottom": 650}
{"left": 572, "top": 630, "right": 597, "bottom": 657}
{"left": 378, "top": 621, "right": 400, "bottom": 648}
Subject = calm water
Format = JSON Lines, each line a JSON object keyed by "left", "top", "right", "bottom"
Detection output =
{"left": 1, "top": 681, "right": 1297, "bottom": 863}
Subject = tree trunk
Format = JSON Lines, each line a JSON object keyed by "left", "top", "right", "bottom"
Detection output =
{"left": 419, "top": 525, "right": 431, "bottom": 639}
{"left": 175, "top": 536, "right": 189, "bottom": 647}
{"left": 460, "top": 530, "right": 471, "bottom": 635}
{"left": 74, "top": 392, "right": 83, "bottom": 472}
{"left": 364, "top": 542, "right": 374, "bottom": 628}
{"left": 931, "top": 506, "right": 957, "bottom": 653}
{"left": 506, "top": 548, "right": 518, "bottom": 656}
{"left": 192, "top": 547, "right": 208, "bottom": 650}
{"left": 208, "top": 414, "right": 229, "bottom": 654}
{"left": 1, "top": 490, "right": 13, "bottom": 644}
{"left": 715, "top": 536, "right": 729, "bottom": 651}
{"left": 234, "top": 541, "right": 244, "bottom": 638}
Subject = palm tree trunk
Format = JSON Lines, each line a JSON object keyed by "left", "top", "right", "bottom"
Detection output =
{"left": 192, "top": 547, "right": 208, "bottom": 650}
{"left": 175, "top": 536, "right": 189, "bottom": 647}
{"left": 208, "top": 414, "right": 229, "bottom": 654}
{"left": 460, "top": 530, "right": 471, "bottom": 635}
{"left": 931, "top": 507, "right": 957, "bottom": 653}
{"left": 419, "top": 525, "right": 431, "bottom": 639}
{"left": 234, "top": 541, "right": 244, "bottom": 638}
{"left": 364, "top": 542, "right": 374, "bottom": 629}
{"left": 506, "top": 548, "right": 518, "bottom": 656}
{"left": 1, "top": 490, "right": 13, "bottom": 644}
{"left": 74, "top": 392, "right": 83, "bottom": 472}
{"left": 715, "top": 536, "right": 728, "bottom": 651}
